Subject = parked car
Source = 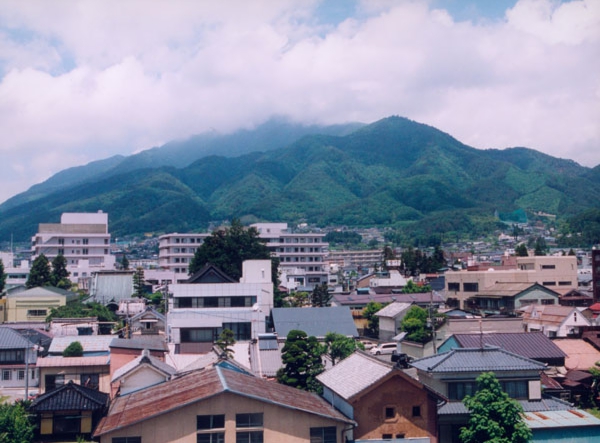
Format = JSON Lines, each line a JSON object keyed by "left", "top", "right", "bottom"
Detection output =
{"left": 369, "top": 342, "right": 397, "bottom": 355}
{"left": 359, "top": 339, "right": 376, "bottom": 350}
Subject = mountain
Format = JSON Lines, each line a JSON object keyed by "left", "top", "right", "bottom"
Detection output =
{"left": 1, "top": 116, "right": 598, "bottom": 242}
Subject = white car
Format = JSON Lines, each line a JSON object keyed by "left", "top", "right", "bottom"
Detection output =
{"left": 369, "top": 342, "right": 397, "bottom": 355}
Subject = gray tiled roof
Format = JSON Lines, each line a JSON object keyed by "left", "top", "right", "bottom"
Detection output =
{"left": 272, "top": 307, "right": 357, "bottom": 338}
{"left": 317, "top": 351, "right": 394, "bottom": 400}
{"left": 439, "top": 396, "right": 573, "bottom": 415}
{"left": 110, "top": 337, "right": 168, "bottom": 352}
{"left": 411, "top": 346, "right": 546, "bottom": 373}
{"left": 0, "top": 327, "right": 34, "bottom": 349}
{"left": 375, "top": 302, "right": 412, "bottom": 318}
{"left": 49, "top": 335, "right": 114, "bottom": 354}
{"left": 30, "top": 381, "right": 109, "bottom": 412}
{"left": 451, "top": 332, "right": 567, "bottom": 360}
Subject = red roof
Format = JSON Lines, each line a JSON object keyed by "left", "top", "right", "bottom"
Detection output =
{"left": 94, "top": 365, "right": 352, "bottom": 437}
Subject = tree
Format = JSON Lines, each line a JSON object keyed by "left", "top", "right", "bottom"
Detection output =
{"left": 460, "top": 372, "right": 532, "bottom": 443}
{"left": 121, "top": 254, "right": 130, "bottom": 270}
{"left": 0, "top": 259, "right": 6, "bottom": 294}
{"left": 534, "top": 237, "right": 547, "bottom": 256}
{"left": 400, "top": 305, "right": 430, "bottom": 343}
{"left": 286, "top": 291, "right": 310, "bottom": 308}
{"left": 188, "top": 219, "right": 282, "bottom": 305}
{"left": 215, "top": 328, "right": 236, "bottom": 359}
{"left": 515, "top": 244, "right": 528, "bottom": 257}
{"left": 323, "top": 332, "right": 363, "bottom": 366}
{"left": 26, "top": 254, "right": 52, "bottom": 288}
{"left": 133, "top": 267, "right": 145, "bottom": 298}
{"left": 63, "top": 341, "right": 84, "bottom": 357}
{"left": 310, "top": 283, "right": 332, "bottom": 307}
{"left": 51, "top": 254, "right": 71, "bottom": 289}
{"left": 382, "top": 245, "right": 396, "bottom": 270}
{"left": 46, "top": 301, "right": 118, "bottom": 334}
{"left": 363, "top": 301, "right": 383, "bottom": 338}
{"left": 0, "top": 401, "right": 35, "bottom": 443}
{"left": 402, "top": 279, "right": 431, "bottom": 294}
{"left": 276, "top": 330, "right": 324, "bottom": 393}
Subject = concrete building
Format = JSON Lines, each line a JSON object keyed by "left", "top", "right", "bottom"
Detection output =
{"left": 4, "top": 286, "right": 79, "bottom": 323}
{"left": 31, "top": 212, "right": 116, "bottom": 285}
{"left": 445, "top": 255, "right": 578, "bottom": 309}
{"left": 593, "top": 248, "right": 600, "bottom": 303}
{"left": 158, "top": 232, "right": 209, "bottom": 275}
{"left": 252, "top": 223, "right": 329, "bottom": 290}
{"left": 167, "top": 260, "right": 273, "bottom": 354}
{"left": 0, "top": 252, "right": 29, "bottom": 290}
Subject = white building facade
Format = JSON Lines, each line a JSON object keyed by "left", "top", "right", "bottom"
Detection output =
{"left": 31, "top": 212, "right": 115, "bottom": 284}
{"left": 167, "top": 260, "right": 273, "bottom": 354}
{"left": 158, "top": 233, "right": 209, "bottom": 274}
{"left": 251, "top": 223, "right": 329, "bottom": 291}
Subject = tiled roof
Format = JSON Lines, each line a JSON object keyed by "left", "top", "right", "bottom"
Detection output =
{"left": 112, "top": 350, "right": 176, "bottom": 382}
{"left": 552, "top": 339, "right": 600, "bottom": 371}
{"left": 0, "top": 327, "right": 35, "bottom": 349}
{"left": 30, "top": 381, "right": 109, "bottom": 412}
{"left": 451, "top": 332, "right": 567, "bottom": 361}
{"left": 48, "top": 335, "right": 114, "bottom": 354}
{"left": 36, "top": 356, "right": 109, "bottom": 367}
{"left": 94, "top": 366, "right": 353, "bottom": 437}
{"left": 272, "top": 307, "right": 357, "bottom": 338}
{"left": 317, "top": 351, "right": 394, "bottom": 399}
{"left": 438, "top": 396, "right": 574, "bottom": 415}
{"left": 375, "top": 302, "right": 412, "bottom": 318}
{"left": 110, "top": 337, "right": 168, "bottom": 352}
{"left": 249, "top": 339, "right": 285, "bottom": 378}
{"left": 524, "top": 409, "right": 600, "bottom": 429}
{"left": 410, "top": 346, "right": 546, "bottom": 373}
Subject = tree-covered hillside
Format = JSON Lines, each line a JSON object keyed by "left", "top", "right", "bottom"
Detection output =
{"left": 0, "top": 116, "right": 598, "bottom": 243}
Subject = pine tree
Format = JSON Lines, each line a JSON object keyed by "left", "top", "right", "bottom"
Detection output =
{"left": 0, "top": 259, "right": 6, "bottom": 294}
{"left": 26, "top": 254, "right": 52, "bottom": 288}
{"left": 133, "top": 267, "right": 145, "bottom": 298}
{"left": 310, "top": 282, "right": 332, "bottom": 307}
{"left": 276, "top": 330, "right": 324, "bottom": 393}
{"left": 215, "top": 328, "right": 236, "bottom": 359}
{"left": 121, "top": 254, "right": 130, "bottom": 270}
{"left": 51, "top": 254, "right": 71, "bottom": 289}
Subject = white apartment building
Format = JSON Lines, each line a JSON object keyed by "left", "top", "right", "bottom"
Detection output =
{"left": 158, "top": 233, "right": 209, "bottom": 274}
{"left": 251, "top": 223, "right": 329, "bottom": 291}
{"left": 0, "top": 252, "right": 29, "bottom": 289}
{"left": 31, "top": 212, "right": 116, "bottom": 283}
{"left": 446, "top": 255, "right": 578, "bottom": 309}
{"left": 168, "top": 260, "right": 273, "bottom": 354}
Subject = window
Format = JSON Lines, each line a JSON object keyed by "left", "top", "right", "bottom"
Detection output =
{"left": 236, "top": 432, "right": 263, "bottom": 443}
{"left": 197, "top": 415, "right": 225, "bottom": 430}
{"left": 448, "top": 282, "right": 460, "bottom": 291}
{"left": 542, "top": 281, "right": 556, "bottom": 286}
{"left": 0, "top": 349, "right": 25, "bottom": 363}
{"left": 197, "top": 434, "right": 224, "bottom": 443}
{"left": 223, "top": 323, "right": 251, "bottom": 341}
{"left": 112, "top": 438, "right": 141, "bottom": 443}
{"left": 501, "top": 380, "right": 528, "bottom": 398}
{"left": 182, "top": 328, "right": 215, "bottom": 343}
{"left": 45, "top": 374, "right": 65, "bottom": 392}
{"left": 54, "top": 415, "right": 80, "bottom": 433}
{"left": 385, "top": 407, "right": 395, "bottom": 419}
{"left": 2, "top": 370, "right": 11, "bottom": 381}
{"left": 27, "top": 309, "right": 47, "bottom": 317}
{"left": 236, "top": 413, "right": 263, "bottom": 428}
{"left": 463, "top": 282, "right": 479, "bottom": 292}
{"left": 448, "top": 381, "right": 477, "bottom": 400}
{"left": 541, "top": 299, "right": 555, "bottom": 305}
{"left": 382, "top": 435, "right": 393, "bottom": 440}
{"left": 177, "top": 297, "right": 193, "bottom": 308}
{"left": 82, "top": 248, "right": 89, "bottom": 255}
{"left": 83, "top": 238, "right": 89, "bottom": 245}
{"left": 412, "top": 406, "right": 421, "bottom": 417}
{"left": 541, "top": 264, "right": 556, "bottom": 269}
{"left": 81, "top": 373, "right": 99, "bottom": 390}
{"left": 310, "top": 426, "right": 336, "bottom": 443}
{"left": 17, "top": 370, "right": 25, "bottom": 381}
{"left": 559, "top": 281, "right": 572, "bottom": 286}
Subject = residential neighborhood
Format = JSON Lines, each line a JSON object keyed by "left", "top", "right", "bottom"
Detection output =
{"left": 0, "top": 212, "right": 600, "bottom": 442}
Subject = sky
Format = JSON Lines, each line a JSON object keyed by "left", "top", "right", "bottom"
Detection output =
{"left": 0, "top": 0, "right": 598, "bottom": 204}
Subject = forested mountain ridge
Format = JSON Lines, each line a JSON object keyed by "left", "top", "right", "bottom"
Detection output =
{"left": 1, "top": 116, "right": 598, "bottom": 242}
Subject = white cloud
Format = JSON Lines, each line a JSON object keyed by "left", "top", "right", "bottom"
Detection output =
{"left": 0, "top": 0, "right": 598, "bottom": 204}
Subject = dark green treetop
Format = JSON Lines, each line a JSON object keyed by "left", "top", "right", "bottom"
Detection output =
{"left": 276, "top": 329, "right": 324, "bottom": 393}
{"left": 51, "top": 254, "right": 71, "bottom": 289}
{"left": 0, "top": 259, "right": 6, "bottom": 294}
{"left": 460, "top": 371, "right": 532, "bottom": 443}
{"left": 323, "top": 332, "right": 363, "bottom": 366}
{"left": 26, "top": 254, "right": 52, "bottom": 288}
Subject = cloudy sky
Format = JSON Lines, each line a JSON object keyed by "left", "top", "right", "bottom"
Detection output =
{"left": 0, "top": 0, "right": 598, "bottom": 204}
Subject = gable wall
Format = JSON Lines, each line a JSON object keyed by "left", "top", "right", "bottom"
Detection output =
{"left": 98, "top": 391, "right": 349, "bottom": 443}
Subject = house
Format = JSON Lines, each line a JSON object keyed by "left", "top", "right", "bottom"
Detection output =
{"left": 369, "top": 270, "right": 409, "bottom": 294}
{"left": 168, "top": 260, "right": 273, "bottom": 354}
{"left": 409, "top": 346, "right": 600, "bottom": 442}
{"left": 49, "top": 316, "right": 100, "bottom": 336}
{"left": 29, "top": 381, "right": 109, "bottom": 441}
{"left": 128, "top": 306, "right": 166, "bottom": 336}
{"left": 90, "top": 270, "right": 135, "bottom": 305}
{"left": 0, "top": 327, "right": 39, "bottom": 399}
{"left": 4, "top": 286, "right": 79, "bottom": 322}
{"left": 464, "top": 282, "right": 560, "bottom": 316}
{"left": 109, "top": 337, "right": 169, "bottom": 379}
{"left": 111, "top": 348, "right": 176, "bottom": 397}
{"left": 376, "top": 302, "right": 413, "bottom": 341}
{"left": 521, "top": 305, "right": 592, "bottom": 338}
{"left": 93, "top": 365, "right": 355, "bottom": 443}
{"left": 271, "top": 306, "right": 358, "bottom": 339}
{"left": 437, "top": 332, "right": 567, "bottom": 366}
{"left": 317, "top": 351, "right": 443, "bottom": 442}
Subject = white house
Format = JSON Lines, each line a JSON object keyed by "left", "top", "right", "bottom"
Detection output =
{"left": 167, "top": 260, "right": 273, "bottom": 354}
{"left": 375, "top": 302, "right": 413, "bottom": 341}
{"left": 521, "top": 304, "right": 592, "bottom": 338}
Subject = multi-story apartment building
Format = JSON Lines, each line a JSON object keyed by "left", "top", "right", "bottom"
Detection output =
{"left": 593, "top": 248, "right": 600, "bottom": 303}
{"left": 158, "top": 233, "right": 209, "bottom": 274}
{"left": 251, "top": 223, "right": 328, "bottom": 291}
{"left": 31, "top": 212, "right": 115, "bottom": 282}
{"left": 446, "top": 255, "right": 578, "bottom": 309}
{"left": 326, "top": 249, "right": 383, "bottom": 269}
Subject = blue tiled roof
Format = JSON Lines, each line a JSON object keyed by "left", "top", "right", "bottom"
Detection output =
{"left": 410, "top": 346, "right": 546, "bottom": 373}
{"left": 439, "top": 396, "right": 573, "bottom": 415}
{"left": 272, "top": 307, "right": 358, "bottom": 338}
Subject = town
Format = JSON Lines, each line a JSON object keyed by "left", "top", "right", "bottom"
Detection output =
{"left": 0, "top": 211, "right": 599, "bottom": 443}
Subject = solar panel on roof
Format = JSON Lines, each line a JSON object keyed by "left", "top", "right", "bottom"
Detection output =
{"left": 258, "top": 338, "right": 278, "bottom": 350}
